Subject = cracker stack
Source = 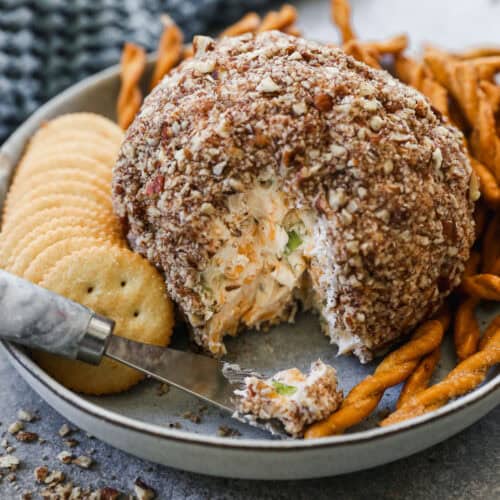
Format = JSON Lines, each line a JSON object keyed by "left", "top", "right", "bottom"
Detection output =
{"left": 0, "top": 113, "right": 174, "bottom": 395}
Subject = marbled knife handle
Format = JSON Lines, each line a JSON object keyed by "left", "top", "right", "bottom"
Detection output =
{"left": 0, "top": 270, "right": 114, "bottom": 364}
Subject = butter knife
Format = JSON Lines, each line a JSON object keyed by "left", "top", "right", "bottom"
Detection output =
{"left": 0, "top": 270, "right": 281, "bottom": 433}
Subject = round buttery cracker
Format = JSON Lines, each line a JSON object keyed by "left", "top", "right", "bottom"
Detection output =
{"left": 3, "top": 213, "right": 123, "bottom": 270}
{"left": 20, "top": 139, "right": 119, "bottom": 168}
{"left": 34, "top": 246, "right": 174, "bottom": 395}
{"left": 9, "top": 224, "right": 112, "bottom": 276}
{"left": 33, "top": 113, "right": 124, "bottom": 146}
{"left": 26, "top": 130, "right": 120, "bottom": 160}
{"left": 6, "top": 179, "right": 112, "bottom": 215}
{"left": 24, "top": 236, "right": 115, "bottom": 284}
{"left": 1, "top": 205, "right": 119, "bottom": 241}
{"left": 13, "top": 153, "right": 112, "bottom": 186}
{"left": 1, "top": 194, "right": 110, "bottom": 231}
{"left": 9, "top": 168, "right": 111, "bottom": 201}
{"left": 5, "top": 171, "right": 112, "bottom": 216}
{"left": 0, "top": 207, "right": 122, "bottom": 268}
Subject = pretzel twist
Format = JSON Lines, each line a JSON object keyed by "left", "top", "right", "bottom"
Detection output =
{"left": 283, "top": 25, "right": 302, "bottom": 37}
{"left": 479, "top": 80, "right": 500, "bottom": 113}
{"left": 462, "top": 274, "right": 500, "bottom": 301}
{"left": 454, "top": 296, "right": 481, "bottom": 361}
{"left": 257, "top": 5, "right": 297, "bottom": 33}
{"left": 394, "top": 55, "right": 449, "bottom": 118}
{"left": 394, "top": 54, "right": 422, "bottom": 85}
{"left": 117, "top": 43, "right": 146, "bottom": 130}
{"left": 342, "top": 40, "right": 381, "bottom": 68}
{"left": 480, "top": 314, "right": 500, "bottom": 350}
{"left": 482, "top": 213, "right": 500, "bottom": 273}
{"left": 423, "top": 47, "right": 452, "bottom": 88}
{"left": 220, "top": 12, "right": 260, "bottom": 37}
{"left": 420, "top": 77, "right": 450, "bottom": 117}
{"left": 186, "top": 7, "right": 298, "bottom": 61}
{"left": 462, "top": 250, "right": 481, "bottom": 282}
{"left": 470, "top": 56, "right": 500, "bottom": 81}
{"left": 471, "top": 88, "right": 500, "bottom": 181}
{"left": 150, "top": 18, "right": 183, "bottom": 90}
{"left": 331, "top": 0, "right": 356, "bottom": 43}
{"left": 381, "top": 322, "right": 500, "bottom": 426}
{"left": 457, "top": 47, "right": 500, "bottom": 60}
{"left": 304, "top": 317, "right": 447, "bottom": 438}
{"left": 396, "top": 347, "right": 441, "bottom": 409}
{"left": 363, "top": 34, "right": 408, "bottom": 55}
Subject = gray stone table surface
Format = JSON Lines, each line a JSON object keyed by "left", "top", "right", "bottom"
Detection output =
{"left": 0, "top": 348, "right": 498, "bottom": 498}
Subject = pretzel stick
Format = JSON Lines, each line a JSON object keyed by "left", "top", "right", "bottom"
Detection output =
{"left": 396, "top": 347, "right": 441, "bottom": 409}
{"left": 257, "top": 5, "right": 297, "bottom": 33}
{"left": 331, "top": 0, "right": 356, "bottom": 43}
{"left": 117, "top": 42, "right": 146, "bottom": 130}
{"left": 304, "top": 316, "right": 448, "bottom": 438}
{"left": 462, "top": 274, "right": 500, "bottom": 301}
{"left": 150, "top": 17, "right": 183, "bottom": 90}
{"left": 220, "top": 12, "right": 260, "bottom": 37}
{"left": 381, "top": 323, "right": 500, "bottom": 426}
{"left": 482, "top": 213, "right": 500, "bottom": 272}
{"left": 454, "top": 297, "right": 481, "bottom": 361}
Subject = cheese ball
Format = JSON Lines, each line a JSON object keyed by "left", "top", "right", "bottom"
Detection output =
{"left": 112, "top": 31, "right": 476, "bottom": 361}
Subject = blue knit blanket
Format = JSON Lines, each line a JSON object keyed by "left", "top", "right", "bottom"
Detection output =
{"left": 0, "top": 0, "right": 279, "bottom": 142}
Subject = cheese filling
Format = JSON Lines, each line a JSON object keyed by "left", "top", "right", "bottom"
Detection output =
{"left": 193, "top": 180, "right": 366, "bottom": 358}
{"left": 198, "top": 182, "right": 316, "bottom": 355}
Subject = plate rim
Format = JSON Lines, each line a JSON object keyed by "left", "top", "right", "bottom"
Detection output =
{"left": 1, "top": 60, "right": 499, "bottom": 451}
{"left": 3, "top": 341, "right": 500, "bottom": 450}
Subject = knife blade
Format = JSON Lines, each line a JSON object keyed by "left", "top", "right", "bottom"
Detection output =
{"left": 105, "top": 336, "right": 286, "bottom": 436}
{"left": 105, "top": 335, "right": 239, "bottom": 413}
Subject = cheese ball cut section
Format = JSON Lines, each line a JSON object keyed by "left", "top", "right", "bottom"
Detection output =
{"left": 113, "top": 32, "right": 476, "bottom": 361}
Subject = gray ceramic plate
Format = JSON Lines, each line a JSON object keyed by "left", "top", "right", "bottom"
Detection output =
{"left": 0, "top": 0, "right": 499, "bottom": 480}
